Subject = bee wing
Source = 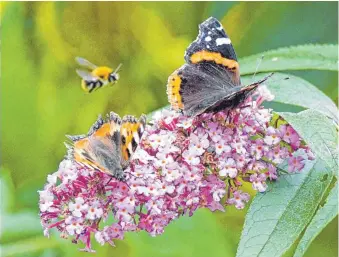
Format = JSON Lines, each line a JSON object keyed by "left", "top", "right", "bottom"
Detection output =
{"left": 76, "top": 69, "right": 99, "bottom": 81}
{"left": 75, "top": 57, "right": 98, "bottom": 70}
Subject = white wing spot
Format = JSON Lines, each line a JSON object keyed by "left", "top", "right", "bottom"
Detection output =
{"left": 208, "top": 31, "right": 212, "bottom": 35}
{"left": 133, "top": 132, "right": 140, "bottom": 144}
{"left": 207, "top": 45, "right": 210, "bottom": 49}
{"left": 216, "top": 37, "right": 231, "bottom": 46}
{"left": 205, "top": 36, "right": 212, "bottom": 42}
{"left": 128, "top": 142, "right": 133, "bottom": 153}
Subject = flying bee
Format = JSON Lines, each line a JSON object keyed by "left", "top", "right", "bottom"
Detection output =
{"left": 75, "top": 57, "right": 122, "bottom": 93}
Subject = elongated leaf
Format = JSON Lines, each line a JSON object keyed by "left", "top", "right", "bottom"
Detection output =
{"left": 0, "top": 212, "right": 42, "bottom": 243}
{"left": 242, "top": 73, "right": 338, "bottom": 122}
{"left": 278, "top": 110, "right": 338, "bottom": 177}
{"left": 239, "top": 44, "right": 339, "bottom": 75}
{"left": 0, "top": 167, "right": 15, "bottom": 214}
{"left": 236, "top": 159, "right": 333, "bottom": 257}
{"left": 294, "top": 182, "right": 338, "bottom": 257}
{"left": 0, "top": 237, "right": 59, "bottom": 257}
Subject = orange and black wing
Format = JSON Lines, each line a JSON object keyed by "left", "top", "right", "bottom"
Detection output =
{"left": 66, "top": 112, "right": 125, "bottom": 180}
{"left": 120, "top": 114, "right": 146, "bottom": 167}
{"left": 167, "top": 17, "right": 245, "bottom": 117}
{"left": 184, "top": 17, "right": 240, "bottom": 83}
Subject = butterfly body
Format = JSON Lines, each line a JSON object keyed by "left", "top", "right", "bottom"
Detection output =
{"left": 76, "top": 57, "right": 122, "bottom": 93}
{"left": 66, "top": 112, "right": 146, "bottom": 180}
{"left": 167, "top": 17, "right": 272, "bottom": 117}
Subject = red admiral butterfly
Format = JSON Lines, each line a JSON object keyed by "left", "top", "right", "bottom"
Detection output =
{"left": 167, "top": 17, "right": 272, "bottom": 117}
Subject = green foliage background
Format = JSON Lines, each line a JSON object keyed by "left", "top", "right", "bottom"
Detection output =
{"left": 1, "top": 2, "right": 338, "bottom": 257}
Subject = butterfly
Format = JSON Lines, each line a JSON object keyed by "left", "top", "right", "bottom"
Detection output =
{"left": 166, "top": 17, "right": 272, "bottom": 117}
{"left": 66, "top": 111, "right": 146, "bottom": 180}
{"left": 75, "top": 57, "right": 122, "bottom": 93}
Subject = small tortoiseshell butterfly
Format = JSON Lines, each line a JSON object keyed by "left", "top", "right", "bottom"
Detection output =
{"left": 66, "top": 112, "right": 146, "bottom": 180}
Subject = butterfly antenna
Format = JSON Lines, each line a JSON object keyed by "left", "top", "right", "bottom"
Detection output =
{"left": 252, "top": 55, "right": 265, "bottom": 82}
{"left": 266, "top": 76, "right": 290, "bottom": 84}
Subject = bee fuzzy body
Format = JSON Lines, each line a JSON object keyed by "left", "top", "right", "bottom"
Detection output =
{"left": 75, "top": 57, "right": 122, "bottom": 93}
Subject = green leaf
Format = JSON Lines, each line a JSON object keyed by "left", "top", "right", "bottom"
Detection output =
{"left": 241, "top": 73, "right": 338, "bottom": 122}
{"left": 0, "top": 236, "right": 59, "bottom": 257}
{"left": 236, "top": 159, "right": 333, "bottom": 257}
{"left": 294, "top": 182, "right": 338, "bottom": 257}
{"left": 0, "top": 167, "right": 15, "bottom": 214}
{"left": 278, "top": 110, "right": 338, "bottom": 177}
{"left": 0, "top": 211, "right": 42, "bottom": 243}
{"left": 239, "top": 44, "right": 339, "bottom": 75}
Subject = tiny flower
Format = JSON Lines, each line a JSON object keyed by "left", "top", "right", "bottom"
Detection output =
{"left": 215, "top": 140, "right": 231, "bottom": 155}
{"left": 231, "top": 140, "right": 247, "bottom": 155}
{"left": 145, "top": 200, "right": 163, "bottom": 214}
{"left": 247, "top": 161, "right": 267, "bottom": 172}
{"left": 306, "top": 148, "right": 316, "bottom": 160}
{"left": 47, "top": 174, "right": 58, "bottom": 185}
{"left": 182, "top": 150, "right": 200, "bottom": 165}
{"left": 132, "top": 149, "right": 155, "bottom": 162}
{"left": 116, "top": 208, "right": 133, "bottom": 222}
{"left": 250, "top": 173, "right": 268, "bottom": 192}
{"left": 207, "top": 123, "right": 223, "bottom": 142}
{"left": 213, "top": 188, "right": 226, "bottom": 202}
{"left": 149, "top": 132, "right": 173, "bottom": 149}
{"left": 155, "top": 152, "right": 174, "bottom": 168}
{"left": 86, "top": 204, "right": 103, "bottom": 220}
{"left": 250, "top": 139, "right": 268, "bottom": 160}
{"left": 219, "top": 158, "right": 238, "bottom": 178}
{"left": 266, "top": 145, "right": 289, "bottom": 164}
{"left": 177, "top": 116, "right": 193, "bottom": 129}
{"left": 38, "top": 190, "right": 54, "bottom": 212}
{"left": 65, "top": 216, "right": 84, "bottom": 236}
{"left": 280, "top": 125, "right": 300, "bottom": 149}
{"left": 69, "top": 197, "right": 89, "bottom": 218}
{"left": 288, "top": 155, "right": 305, "bottom": 173}
{"left": 264, "top": 127, "right": 281, "bottom": 145}
{"left": 162, "top": 163, "right": 182, "bottom": 182}
{"left": 235, "top": 154, "right": 249, "bottom": 169}
{"left": 95, "top": 231, "right": 106, "bottom": 246}
{"left": 189, "top": 133, "right": 209, "bottom": 156}
{"left": 116, "top": 196, "right": 136, "bottom": 213}
{"left": 266, "top": 164, "right": 278, "bottom": 180}
{"left": 106, "top": 223, "right": 124, "bottom": 240}
{"left": 227, "top": 190, "right": 250, "bottom": 209}
{"left": 254, "top": 108, "right": 272, "bottom": 125}
{"left": 256, "top": 84, "right": 275, "bottom": 103}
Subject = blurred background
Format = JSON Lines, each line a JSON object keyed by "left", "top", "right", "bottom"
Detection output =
{"left": 1, "top": 2, "right": 338, "bottom": 257}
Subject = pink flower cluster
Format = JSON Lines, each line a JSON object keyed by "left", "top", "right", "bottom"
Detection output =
{"left": 39, "top": 86, "right": 312, "bottom": 252}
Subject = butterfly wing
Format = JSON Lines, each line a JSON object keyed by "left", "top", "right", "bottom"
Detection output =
{"left": 185, "top": 17, "right": 239, "bottom": 75}
{"left": 167, "top": 17, "right": 245, "bottom": 116}
{"left": 75, "top": 57, "right": 98, "bottom": 70}
{"left": 168, "top": 63, "right": 243, "bottom": 117}
{"left": 67, "top": 112, "right": 125, "bottom": 180}
{"left": 120, "top": 114, "right": 146, "bottom": 168}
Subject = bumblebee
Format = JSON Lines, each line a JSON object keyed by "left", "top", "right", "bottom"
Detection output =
{"left": 75, "top": 57, "right": 122, "bottom": 93}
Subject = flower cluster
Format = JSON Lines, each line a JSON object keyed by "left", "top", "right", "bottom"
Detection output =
{"left": 39, "top": 86, "right": 312, "bottom": 252}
